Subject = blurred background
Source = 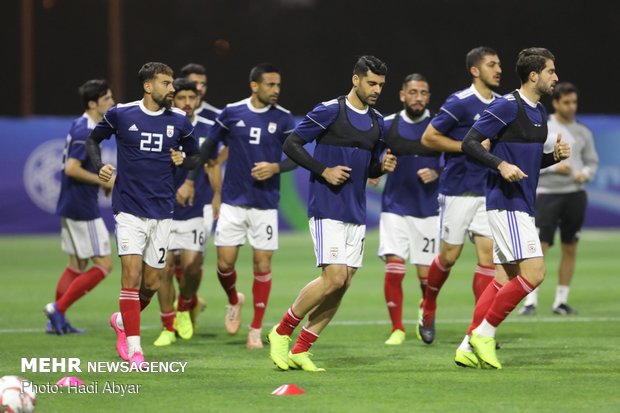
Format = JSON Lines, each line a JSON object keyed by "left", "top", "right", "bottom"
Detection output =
{"left": 2, "top": 0, "right": 620, "bottom": 233}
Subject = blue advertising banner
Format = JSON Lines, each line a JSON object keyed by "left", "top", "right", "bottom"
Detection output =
{"left": 0, "top": 115, "right": 618, "bottom": 234}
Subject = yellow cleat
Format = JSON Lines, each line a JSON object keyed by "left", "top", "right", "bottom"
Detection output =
{"left": 454, "top": 348, "right": 481, "bottom": 369}
{"left": 190, "top": 297, "right": 206, "bottom": 330}
{"left": 469, "top": 332, "right": 502, "bottom": 369}
{"left": 153, "top": 329, "right": 176, "bottom": 347}
{"left": 174, "top": 310, "right": 194, "bottom": 340}
{"left": 266, "top": 325, "right": 291, "bottom": 370}
{"left": 288, "top": 351, "right": 325, "bottom": 372}
{"left": 385, "top": 329, "right": 406, "bottom": 346}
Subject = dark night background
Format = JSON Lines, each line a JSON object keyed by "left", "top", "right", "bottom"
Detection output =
{"left": 4, "top": 0, "right": 620, "bottom": 117}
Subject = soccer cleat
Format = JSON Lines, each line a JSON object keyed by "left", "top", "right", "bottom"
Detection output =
{"left": 384, "top": 329, "right": 405, "bottom": 346}
{"left": 553, "top": 303, "right": 578, "bottom": 315}
{"left": 469, "top": 332, "right": 502, "bottom": 369}
{"left": 109, "top": 312, "right": 129, "bottom": 361}
{"left": 288, "top": 351, "right": 325, "bottom": 372}
{"left": 129, "top": 351, "right": 148, "bottom": 371}
{"left": 44, "top": 303, "right": 66, "bottom": 335}
{"left": 174, "top": 310, "right": 194, "bottom": 340}
{"left": 190, "top": 297, "right": 206, "bottom": 330}
{"left": 45, "top": 320, "right": 55, "bottom": 334}
{"left": 455, "top": 348, "right": 481, "bottom": 369}
{"left": 416, "top": 312, "right": 435, "bottom": 344}
{"left": 225, "top": 292, "right": 245, "bottom": 335}
{"left": 63, "top": 321, "right": 86, "bottom": 334}
{"left": 153, "top": 329, "right": 177, "bottom": 347}
{"left": 518, "top": 304, "right": 537, "bottom": 316}
{"left": 267, "top": 325, "right": 291, "bottom": 370}
{"left": 246, "top": 327, "right": 264, "bottom": 349}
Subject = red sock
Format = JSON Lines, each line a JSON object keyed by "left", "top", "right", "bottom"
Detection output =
{"left": 190, "top": 294, "right": 198, "bottom": 308}
{"left": 217, "top": 268, "right": 238, "bottom": 305}
{"left": 422, "top": 256, "right": 451, "bottom": 317}
{"left": 467, "top": 280, "right": 502, "bottom": 335}
{"left": 161, "top": 311, "right": 175, "bottom": 332}
{"left": 473, "top": 264, "right": 495, "bottom": 302}
{"left": 119, "top": 288, "right": 140, "bottom": 337}
{"left": 177, "top": 294, "right": 194, "bottom": 312}
{"left": 486, "top": 275, "right": 535, "bottom": 327}
{"left": 419, "top": 277, "right": 428, "bottom": 297}
{"left": 56, "top": 266, "right": 107, "bottom": 313}
{"left": 291, "top": 327, "right": 319, "bottom": 354}
{"left": 55, "top": 266, "right": 80, "bottom": 301}
{"left": 250, "top": 271, "right": 272, "bottom": 329}
{"left": 276, "top": 307, "right": 302, "bottom": 336}
{"left": 384, "top": 260, "right": 406, "bottom": 331}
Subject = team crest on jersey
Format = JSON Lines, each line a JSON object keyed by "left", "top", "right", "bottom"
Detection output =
{"left": 120, "top": 239, "right": 129, "bottom": 252}
{"left": 329, "top": 246, "right": 339, "bottom": 258}
{"left": 527, "top": 240, "right": 537, "bottom": 253}
{"left": 268, "top": 122, "right": 277, "bottom": 134}
{"left": 166, "top": 125, "right": 174, "bottom": 138}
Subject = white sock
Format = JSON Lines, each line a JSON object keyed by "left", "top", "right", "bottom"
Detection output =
{"left": 115, "top": 314, "right": 124, "bottom": 330}
{"left": 458, "top": 335, "right": 472, "bottom": 351}
{"left": 473, "top": 319, "right": 496, "bottom": 338}
{"left": 553, "top": 285, "right": 570, "bottom": 309}
{"left": 127, "top": 336, "right": 142, "bottom": 357}
{"left": 523, "top": 287, "right": 539, "bottom": 307}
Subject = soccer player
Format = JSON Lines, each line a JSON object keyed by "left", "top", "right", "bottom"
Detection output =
{"left": 379, "top": 73, "right": 441, "bottom": 345}
{"left": 267, "top": 56, "right": 397, "bottom": 372}
{"left": 180, "top": 63, "right": 221, "bottom": 122}
{"left": 44, "top": 79, "right": 116, "bottom": 335}
{"left": 457, "top": 47, "right": 570, "bottom": 369}
{"left": 519, "top": 82, "right": 599, "bottom": 316}
{"left": 86, "top": 62, "right": 201, "bottom": 367}
{"left": 153, "top": 78, "right": 221, "bottom": 346}
{"left": 418, "top": 47, "right": 502, "bottom": 344}
{"left": 197, "top": 63, "right": 296, "bottom": 349}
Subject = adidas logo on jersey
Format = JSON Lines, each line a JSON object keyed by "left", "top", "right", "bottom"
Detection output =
{"left": 235, "top": 120, "right": 246, "bottom": 127}
{"left": 473, "top": 113, "right": 481, "bottom": 121}
{"left": 128, "top": 124, "right": 138, "bottom": 131}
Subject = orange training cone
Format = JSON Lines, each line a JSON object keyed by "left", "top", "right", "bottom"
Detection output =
{"left": 271, "top": 384, "right": 305, "bottom": 396}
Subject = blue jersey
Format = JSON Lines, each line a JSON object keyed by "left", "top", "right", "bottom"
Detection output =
{"left": 195, "top": 101, "right": 221, "bottom": 123}
{"left": 382, "top": 110, "right": 439, "bottom": 218}
{"left": 174, "top": 115, "right": 215, "bottom": 220}
{"left": 471, "top": 91, "right": 548, "bottom": 215}
{"left": 56, "top": 114, "right": 102, "bottom": 220}
{"left": 431, "top": 85, "right": 500, "bottom": 196}
{"left": 210, "top": 98, "right": 295, "bottom": 209}
{"left": 295, "top": 97, "right": 385, "bottom": 225}
{"left": 93, "top": 100, "right": 197, "bottom": 219}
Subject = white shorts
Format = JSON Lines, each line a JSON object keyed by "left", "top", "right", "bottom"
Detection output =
{"left": 438, "top": 194, "right": 492, "bottom": 244}
{"left": 60, "top": 217, "right": 111, "bottom": 259}
{"left": 214, "top": 203, "right": 278, "bottom": 250}
{"left": 169, "top": 217, "right": 207, "bottom": 252}
{"left": 203, "top": 204, "right": 214, "bottom": 235}
{"left": 114, "top": 212, "right": 172, "bottom": 269}
{"left": 487, "top": 209, "right": 543, "bottom": 264}
{"left": 377, "top": 213, "right": 439, "bottom": 266}
{"left": 309, "top": 217, "right": 366, "bottom": 268}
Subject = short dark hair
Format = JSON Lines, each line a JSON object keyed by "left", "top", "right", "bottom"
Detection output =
{"left": 402, "top": 73, "right": 428, "bottom": 88}
{"left": 138, "top": 62, "right": 173, "bottom": 86}
{"left": 552, "top": 82, "right": 578, "bottom": 101}
{"left": 465, "top": 46, "right": 498, "bottom": 72}
{"left": 79, "top": 79, "right": 109, "bottom": 109}
{"left": 515, "top": 47, "right": 555, "bottom": 83}
{"left": 353, "top": 55, "right": 387, "bottom": 77}
{"left": 249, "top": 63, "right": 280, "bottom": 83}
{"left": 172, "top": 78, "right": 198, "bottom": 95}
{"left": 180, "top": 63, "right": 206, "bottom": 78}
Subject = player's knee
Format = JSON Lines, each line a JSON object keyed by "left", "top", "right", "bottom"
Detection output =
{"left": 142, "top": 276, "right": 160, "bottom": 292}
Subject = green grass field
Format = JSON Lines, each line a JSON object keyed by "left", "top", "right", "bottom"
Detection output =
{"left": 1, "top": 230, "right": 619, "bottom": 413}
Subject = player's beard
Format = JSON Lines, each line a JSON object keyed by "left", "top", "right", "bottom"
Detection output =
{"left": 154, "top": 93, "right": 172, "bottom": 110}
{"left": 405, "top": 104, "right": 426, "bottom": 119}
{"left": 356, "top": 89, "right": 377, "bottom": 107}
